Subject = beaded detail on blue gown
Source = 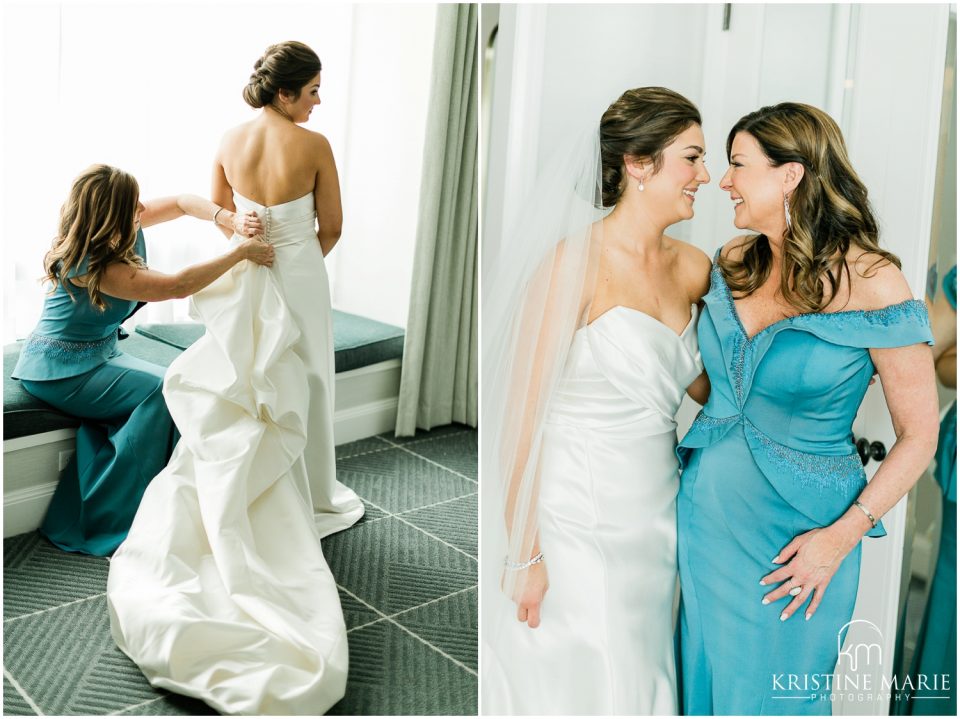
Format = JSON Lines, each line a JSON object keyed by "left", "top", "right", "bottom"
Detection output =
{"left": 676, "top": 257, "right": 933, "bottom": 715}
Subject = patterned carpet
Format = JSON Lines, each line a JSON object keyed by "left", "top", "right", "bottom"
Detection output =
{"left": 3, "top": 424, "right": 478, "bottom": 716}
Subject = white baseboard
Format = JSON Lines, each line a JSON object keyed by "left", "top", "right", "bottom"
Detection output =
{"left": 4, "top": 480, "right": 59, "bottom": 538}
{"left": 334, "top": 397, "right": 399, "bottom": 445}
{"left": 3, "top": 360, "right": 402, "bottom": 538}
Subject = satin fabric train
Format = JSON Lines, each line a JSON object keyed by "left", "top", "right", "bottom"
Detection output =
{"left": 107, "top": 193, "right": 363, "bottom": 714}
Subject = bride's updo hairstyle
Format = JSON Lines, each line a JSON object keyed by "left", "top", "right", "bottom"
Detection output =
{"left": 243, "top": 41, "right": 322, "bottom": 109}
{"left": 599, "top": 87, "right": 702, "bottom": 208}
{"left": 718, "top": 102, "right": 899, "bottom": 313}
{"left": 43, "top": 164, "right": 144, "bottom": 310}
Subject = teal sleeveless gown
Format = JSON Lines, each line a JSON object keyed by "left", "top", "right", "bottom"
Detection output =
{"left": 895, "top": 264, "right": 956, "bottom": 715}
{"left": 677, "top": 257, "right": 932, "bottom": 715}
{"left": 11, "top": 229, "right": 178, "bottom": 555}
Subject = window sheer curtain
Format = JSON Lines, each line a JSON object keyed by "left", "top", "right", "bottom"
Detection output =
{"left": 3, "top": 2, "right": 434, "bottom": 343}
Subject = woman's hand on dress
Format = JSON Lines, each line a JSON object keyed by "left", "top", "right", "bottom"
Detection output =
{"left": 231, "top": 211, "right": 263, "bottom": 238}
{"left": 759, "top": 526, "right": 859, "bottom": 622}
{"left": 513, "top": 562, "right": 549, "bottom": 629}
{"left": 239, "top": 238, "right": 275, "bottom": 267}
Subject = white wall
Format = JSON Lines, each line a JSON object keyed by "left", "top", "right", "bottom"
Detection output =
{"left": 536, "top": 4, "right": 708, "bottom": 178}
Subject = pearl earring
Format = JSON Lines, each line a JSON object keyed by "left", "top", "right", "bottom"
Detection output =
{"left": 638, "top": 179, "right": 645, "bottom": 192}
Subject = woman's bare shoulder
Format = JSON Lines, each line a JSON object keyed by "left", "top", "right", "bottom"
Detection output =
{"left": 846, "top": 248, "right": 914, "bottom": 309}
{"left": 304, "top": 129, "right": 334, "bottom": 157}
{"left": 670, "top": 237, "right": 712, "bottom": 268}
{"left": 216, "top": 121, "right": 256, "bottom": 155}
{"left": 663, "top": 237, "right": 712, "bottom": 300}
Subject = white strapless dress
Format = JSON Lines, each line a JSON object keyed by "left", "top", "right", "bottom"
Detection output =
{"left": 107, "top": 192, "right": 364, "bottom": 715}
{"left": 482, "top": 305, "right": 702, "bottom": 716}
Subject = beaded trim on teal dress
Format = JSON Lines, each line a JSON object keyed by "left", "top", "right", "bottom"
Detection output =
{"left": 20, "top": 332, "right": 116, "bottom": 363}
{"left": 685, "top": 410, "right": 864, "bottom": 494}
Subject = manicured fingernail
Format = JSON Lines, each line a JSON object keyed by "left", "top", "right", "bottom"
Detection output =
{"left": 805, "top": 613, "right": 812, "bottom": 621}
{"left": 772, "top": 555, "right": 781, "bottom": 563}
{"left": 761, "top": 598, "right": 770, "bottom": 605}
{"left": 759, "top": 579, "right": 766, "bottom": 586}
{"left": 779, "top": 612, "right": 788, "bottom": 622}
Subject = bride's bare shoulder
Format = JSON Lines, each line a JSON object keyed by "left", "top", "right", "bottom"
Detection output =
{"left": 665, "top": 236, "right": 712, "bottom": 301}
{"left": 302, "top": 129, "right": 334, "bottom": 155}
{"left": 216, "top": 121, "right": 256, "bottom": 154}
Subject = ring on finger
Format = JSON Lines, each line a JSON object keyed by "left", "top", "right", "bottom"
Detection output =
{"left": 789, "top": 585, "right": 803, "bottom": 596}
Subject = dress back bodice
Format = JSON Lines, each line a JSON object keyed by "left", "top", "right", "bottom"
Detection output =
{"left": 548, "top": 305, "right": 702, "bottom": 434}
{"left": 13, "top": 229, "right": 147, "bottom": 380}
{"left": 233, "top": 192, "right": 316, "bottom": 248}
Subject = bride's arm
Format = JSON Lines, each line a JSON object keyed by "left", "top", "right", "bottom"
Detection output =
{"left": 686, "top": 371, "right": 710, "bottom": 405}
{"left": 312, "top": 134, "right": 343, "bottom": 257}
{"left": 211, "top": 152, "right": 242, "bottom": 241}
{"left": 141, "top": 195, "right": 261, "bottom": 238}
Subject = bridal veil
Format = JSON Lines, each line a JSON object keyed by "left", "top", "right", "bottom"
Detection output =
{"left": 480, "top": 124, "right": 607, "bottom": 605}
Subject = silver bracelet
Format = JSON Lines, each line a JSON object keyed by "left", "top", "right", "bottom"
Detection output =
{"left": 504, "top": 552, "right": 544, "bottom": 571}
{"left": 212, "top": 207, "right": 224, "bottom": 226}
{"left": 853, "top": 500, "right": 878, "bottom": 528}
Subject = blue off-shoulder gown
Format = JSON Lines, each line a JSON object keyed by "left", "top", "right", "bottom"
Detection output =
{"left": 677, "top": 258, "right": 933, "bottom": 715}
{"left": 11, "top": 229, "right": 178, "bottom": 555}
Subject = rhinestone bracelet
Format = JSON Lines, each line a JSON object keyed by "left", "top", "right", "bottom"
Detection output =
{"left": 853, "top": 500, "right": 878, "bottom": 528}
{"left": 504, "top": 552, "right": 545, "bottom": 571}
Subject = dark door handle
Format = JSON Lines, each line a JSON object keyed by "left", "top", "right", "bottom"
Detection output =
{"left": 856, "top": 437, "right": 887, "bottom": 466}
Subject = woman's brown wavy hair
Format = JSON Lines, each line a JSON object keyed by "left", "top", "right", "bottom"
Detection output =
{"left": 718, "top": 102, "right": 900, "bottom": 313}
{"left": 43, "top": 164, "right": 144, "bottom": 310}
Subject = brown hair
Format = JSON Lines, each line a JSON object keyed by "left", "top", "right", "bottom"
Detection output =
{"left": 599, "top": 87, "right": 702, "bottom": 207}
{"left": 43, "top": 164, "right": 143, "bottom": 310}
{"left": 243, "top": 41, "right": 322, "bottom": 109}
{"left": 719, "top": 102, "right": 900, "bottom": 313}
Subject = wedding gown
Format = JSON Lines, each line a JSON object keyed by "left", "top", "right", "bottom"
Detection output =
{"left": 107, "top": 192, "right": 364, "bottom": 715}
{"left": 482, "top": 305, "right": 702, "bottom": 715}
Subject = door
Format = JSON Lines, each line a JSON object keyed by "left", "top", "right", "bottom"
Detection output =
{"left": 833, "top": 5, "right": 950, "bottom": 714}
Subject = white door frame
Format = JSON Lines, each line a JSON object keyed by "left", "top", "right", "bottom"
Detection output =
{"left": 838, "top": 4, "right": 950, "bottom": 715}
{"left": 481, "top": 3, "right": 547, "bottom": 271}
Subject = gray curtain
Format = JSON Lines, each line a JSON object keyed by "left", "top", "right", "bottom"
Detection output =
{"left": 396, "top": 3, "right": 478, "bottom": 436}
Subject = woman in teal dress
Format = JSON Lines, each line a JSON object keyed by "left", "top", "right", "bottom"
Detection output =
{"left": 12, "top": 164, "right": 274, "bottom": 556}
{"left": 896, "top": 263, "right": 956, "bottom": 715}
{"left": 676, "top": 103, "right": 940, "bottom": 715}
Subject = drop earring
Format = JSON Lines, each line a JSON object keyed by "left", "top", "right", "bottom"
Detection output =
{"left": 783, "top": 195, "right": 792, "bottom": 230}
{"left": 638, "top": 177, "right": 645, "bottom": 192}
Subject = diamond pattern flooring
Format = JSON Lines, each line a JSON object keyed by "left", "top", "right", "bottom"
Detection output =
{"left": 3, "top": 425, "right": 478, "bottom": 716}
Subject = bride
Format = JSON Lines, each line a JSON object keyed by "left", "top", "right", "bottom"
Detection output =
{"left": 107, "top": 41, "right": 364, "bottom": 715}
{"left": 481, "top": 87, "right": 711, "bottom": 715}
